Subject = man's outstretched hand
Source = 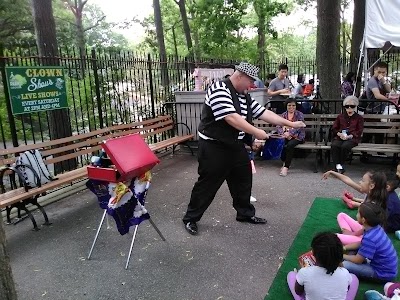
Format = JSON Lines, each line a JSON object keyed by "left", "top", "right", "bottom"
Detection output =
{"left": 254, "top": 128, "right": 269, "bottom": 140}
{"left": 292, "top": 121, "right": 306, "bottom": 128}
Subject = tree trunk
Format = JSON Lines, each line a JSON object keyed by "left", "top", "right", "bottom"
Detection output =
{"left": 256, "top": 13, "right": 266, "bottom": 79}
{"left": 341, "top": 8, "right": 347, "bottom": 76}
{"left": 75, "top": 10, "right": 86, "bottom": 59}
{"left": 192, "top": 29, "right": 202, "bottom": 60}
{"left": 176, "top": 0, "right": 193, "bottom": 58}
{"left": 316, "top": 0, "right": 341, "bottom": 101}
{"left": 31, "top": 0, "right": 76, "bottom": 172}
{"left": 153, "top": 0, "right": 170, "bottom": 88}
{"left": 350, "top": 0, "right": 365, "bottom": 72}
{"left": 253, "top": 0, "right": 266, "bottom": 80}
{"left": 0, "top": 219, "right": 18, "bottom": 300}
{"left": 64, "top": 0, "right": 87, "bottom": 75}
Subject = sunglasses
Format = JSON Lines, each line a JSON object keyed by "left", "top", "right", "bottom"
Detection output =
{"left": 344, "top": 105, "right": 356, "bottom": 109}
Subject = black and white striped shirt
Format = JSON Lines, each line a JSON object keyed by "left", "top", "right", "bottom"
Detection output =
{"left": 199, "top": 81, "right": 265, "bottom": 140}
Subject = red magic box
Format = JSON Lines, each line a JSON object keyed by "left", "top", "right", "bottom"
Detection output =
{"left": 87, "top": 134, "right": 160, "bottom": 182}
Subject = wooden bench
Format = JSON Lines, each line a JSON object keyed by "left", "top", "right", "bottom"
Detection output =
{"left": 253, "top": 114, "right": 329, "bottom": 172}
{"left": 318, "top": 113, "right": 400, "bottom": 162}
{"left": 0, "top": 115, "right": 193, "bottom": 230}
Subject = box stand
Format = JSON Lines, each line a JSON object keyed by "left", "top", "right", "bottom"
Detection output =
{"left": 87, "top": 210, "right": 166, "bottom": 269}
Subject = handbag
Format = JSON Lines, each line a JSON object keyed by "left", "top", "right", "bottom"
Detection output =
{"left": 262, "top": 137, "right": 285, "bottom": 160}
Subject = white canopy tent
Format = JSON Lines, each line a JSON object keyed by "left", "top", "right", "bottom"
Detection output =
{"left": 365, "top": 0, "right": 400, "bottom": 49}
{"left": 355, "top": 0, "right": 400, "bottom": 94}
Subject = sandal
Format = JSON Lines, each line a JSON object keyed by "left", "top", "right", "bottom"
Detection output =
{"left": 280, "top": 167, "right": 288, "bottom": 177}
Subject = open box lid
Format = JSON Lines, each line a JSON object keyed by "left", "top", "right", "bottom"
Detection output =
{"left": 101, "top": 133, "right": 160, "bottom": 178}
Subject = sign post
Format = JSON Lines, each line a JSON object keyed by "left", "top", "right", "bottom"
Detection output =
{"left": 5, "top": 66, "right": 68, "bottom": 115}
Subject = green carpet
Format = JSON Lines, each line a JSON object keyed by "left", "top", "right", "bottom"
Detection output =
{"left": 265, "top": 198, "right": 400, "bottom": 300}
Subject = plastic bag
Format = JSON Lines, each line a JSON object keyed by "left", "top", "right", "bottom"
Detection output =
{"left": 262, "top": 137, "right": 285, "bottom": 160}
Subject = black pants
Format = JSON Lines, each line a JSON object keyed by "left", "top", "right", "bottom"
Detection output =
{"left": 183, "top": 139, "right": 254, "bottom": 223}
{"left": 331, "top": 139, "right": 357, "bottom": 165}
{"left": 281, "top": 139, "right": 302, "bottom": 168}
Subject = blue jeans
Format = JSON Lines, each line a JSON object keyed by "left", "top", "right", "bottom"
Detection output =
{"left": 343, "top": 261, "right": 376, "bottom": 279}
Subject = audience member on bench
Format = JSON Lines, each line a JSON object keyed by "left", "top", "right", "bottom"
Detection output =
{"left": 276, "top": 99, "right": 306, "bottom": 177}
{"left": 331, "top": 96, "right": 364, "bottom": 174}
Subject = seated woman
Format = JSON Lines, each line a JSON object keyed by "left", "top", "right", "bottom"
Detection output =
{"left": 276, "top": 99, "right": 305, "bottom": 176}
{"left": 341, "top": 72, "right": 355, "bottom": 99}
{"left": 331, "top": 96, "right": 364, "bottom": 174}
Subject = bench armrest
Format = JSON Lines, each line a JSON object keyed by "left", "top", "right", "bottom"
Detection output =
{"left": 4, "top": 164, "right": 42, "bottom": 191}
{"left": 173, "top": 122, "right": 192, "bottom": 135}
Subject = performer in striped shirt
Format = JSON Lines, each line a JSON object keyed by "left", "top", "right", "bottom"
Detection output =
{"left": 182, "top": 62, "right": 306, "bottom": 235}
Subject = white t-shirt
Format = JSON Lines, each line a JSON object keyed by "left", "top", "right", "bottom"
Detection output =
{"left": 296, "top": 266, "right": 352, "bottom": 300}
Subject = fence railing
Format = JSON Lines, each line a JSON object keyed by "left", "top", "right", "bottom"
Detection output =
{"left": 1, "top": 44, "right": 400, "bottom": 149}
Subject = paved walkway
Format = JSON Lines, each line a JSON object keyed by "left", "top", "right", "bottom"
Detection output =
{"left": 4, "top": 153, "right": 394, "bottom": 300}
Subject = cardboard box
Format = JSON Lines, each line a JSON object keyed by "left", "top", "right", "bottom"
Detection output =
{"left": 87, "top": 134, "right": 160, "bottom": 182}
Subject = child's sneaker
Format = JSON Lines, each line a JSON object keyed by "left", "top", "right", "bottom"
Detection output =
{"left": 250, "top": 196, "right": 257, "bottom": 202}
{"left": 344, "top": 190, "right": 354, "bottom": 200}
{"left": 342, "top": 195, "right": 354, "bottom": 209}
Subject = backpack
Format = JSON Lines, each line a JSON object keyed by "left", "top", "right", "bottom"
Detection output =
{"left": 14, "top": 150, "right": 54, "bottom": 188}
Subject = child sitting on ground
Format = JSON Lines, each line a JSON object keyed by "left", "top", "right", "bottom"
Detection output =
{"left": 287, "top": 232, "right": 359, "bottom": 300}
{"left": 365, "top": 282, "right": 400, "bottom": 299}
{"left": 383, "top": 172, "right": 400, "bottom": 233}
{"left": 343, "top": 172, "right": 400, "bottom": 233}
{"left": 322, "top": 170, "right": 387, "bottom": 245}
{"left": 342, "top": 171, "right": 398, "bottom": 215}
{"left": 343, "top": 202, "right": 398, "bottom": 282}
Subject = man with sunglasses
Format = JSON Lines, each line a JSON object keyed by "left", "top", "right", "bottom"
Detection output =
{"left": 331, "top": 96, "right": 364, "bottom": 173}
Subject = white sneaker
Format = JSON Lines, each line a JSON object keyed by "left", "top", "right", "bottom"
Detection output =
{"left": 336, "top": 164, "right": 343, "bottom": 170}
{"left": 250, "top": 196, "right": 257, "bottom": 202}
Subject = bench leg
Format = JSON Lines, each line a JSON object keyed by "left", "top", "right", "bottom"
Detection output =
{"left": 312, "top": 150, "right": 319, "bottom": 173}
{"left": 185, "top": 143, "right": 194, "bottom": 156}
{"left": 6, "top": 206, "right": 12, "bottom": 224}
{"left": 30, "top": 197, "right": 52, "bottom": 226}
{"left": 16, "top": 204, "right": 39, "bottom": 231}
{"left": 6, "top": 205, "right": 29, "bottom": 225}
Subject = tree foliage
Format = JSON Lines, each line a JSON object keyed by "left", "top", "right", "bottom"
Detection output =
{"left": 0, "top": 0, "right": 33, "bottom": 43}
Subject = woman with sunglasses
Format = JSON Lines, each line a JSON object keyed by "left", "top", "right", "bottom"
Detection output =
{"left": 276, "top": 99, "right": 305, "bottom": 176}
{"left": 331, "top": 96, "right": 364, "bottom": 173}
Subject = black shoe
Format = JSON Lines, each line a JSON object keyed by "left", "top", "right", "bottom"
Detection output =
{"left": 236, "top": 216, "right": 267, "bottom": 224}
{"left": 184, "top": 221, "right": 198, "bottom": 235}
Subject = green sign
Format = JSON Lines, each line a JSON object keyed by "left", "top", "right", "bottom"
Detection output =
{"left": 5, "top": 66, "right": 68, "bottom": 115}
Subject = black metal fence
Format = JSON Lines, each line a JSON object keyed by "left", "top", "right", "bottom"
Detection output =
{"left": 1, "top": 44, "right": 400, "bottom": 149}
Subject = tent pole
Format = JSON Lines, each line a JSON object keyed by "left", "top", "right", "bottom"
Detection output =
{"left": 363, "top": 41, "right": 368, "bottom": 93}
{"left": 354, "top": 36, "right": 365, "bottom": 96}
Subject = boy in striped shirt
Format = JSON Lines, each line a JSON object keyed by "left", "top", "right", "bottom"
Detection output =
{"left": 343, "top": 202, "right": 398, "bottom": 282}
